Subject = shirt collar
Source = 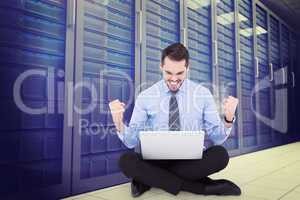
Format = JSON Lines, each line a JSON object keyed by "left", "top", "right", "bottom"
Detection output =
{"left": 160, "top": 79, "right": 189, "bottom": 95}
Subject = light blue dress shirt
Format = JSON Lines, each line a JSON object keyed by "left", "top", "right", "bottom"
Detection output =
{"left": 118, "top": 79, "right": 233, "bottom": 149}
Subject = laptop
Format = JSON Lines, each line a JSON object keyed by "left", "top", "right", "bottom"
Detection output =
{"left": 139, "top": 131, "right": 205, "bottom": 160}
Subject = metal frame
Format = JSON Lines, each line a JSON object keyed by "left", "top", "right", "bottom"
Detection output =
{"left": 135, "top": 0, "right": 143, "bottom": 96}
{"left": 71, "top": 0, "right": 84, "bottom": 193}
{"left": 181, "top": 0, "right": 188, "bottom": 79}
{"left": 140, "top": 0, "right": 147, "bottom": 91}
{"left": 234, "top": 0, "right": 243, "bottom": 153}
{"left": 60, "top": 0, "right": 76, "bottom": 197}
{"left": 252, "top": 0, "right": 261, "bottom": 147}
{"left": 180, "top": 0, "right": 187, "bottom": 47}
{"left": 266, "top": 9, "right": 275, "bottom": 143}
{"left": 211, "top": 0, "right": 218, "bottom": 97}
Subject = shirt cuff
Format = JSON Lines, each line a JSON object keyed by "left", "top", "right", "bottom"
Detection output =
{"left": 116, "top": 126, "right": 126, "bottom": 142}
{"left": 217, "top": 117, "right": 235, "bottom": 145}
{"left": 224, "top": 116, "right": 235, "bottom": 135}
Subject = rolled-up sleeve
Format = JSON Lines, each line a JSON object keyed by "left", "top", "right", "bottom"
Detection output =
{"left": 202, "top": 89, "right": 233, "bottom": 145}
{"left": 117, "top": 95, "right": 148, "bottom": 148}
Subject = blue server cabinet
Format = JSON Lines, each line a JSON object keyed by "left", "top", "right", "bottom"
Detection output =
{"left": 216, "top": 0, "right": 238, "bottom": 150}
{"left": 269, "top": 15, "right": 282, "bottom": 143}
{"left": 239, "top": 0, "right": 257, "bottom": 148}
{"left": 269, "top": 16, "right": 280, "bottom": 72}
{"left": 279, "top": 24, "right": 290, "bottom": 143}
{"left": 0, "top": 0, "right": 70, "bottom": 199}
{"left": 281, "top": 25, "right": 290, "bottom": 69}
{"left": 255, "top": 5, "right": 272, "bottom": 144}
{"left": 187, "top": 0, "right": 212, "bottom": 85}
{"left": 289, "top": 33, "right": 297, "bottom": 140}
{"left": 72, "top": 0, "right": 135, "bottom": 194}
{"left": 186, "top": 0, "right": 213, "bottom": 148}
{"left": 144, "top": 0, "right": 180, "bottom": 88}
{"left": 186, "top": 0, "right": 214, "bottom": 148}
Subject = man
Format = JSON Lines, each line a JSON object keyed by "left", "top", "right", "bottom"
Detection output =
{"left": 109, "top": 43, "right": 241, "bottom": 197}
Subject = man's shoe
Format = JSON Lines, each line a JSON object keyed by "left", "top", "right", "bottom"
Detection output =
{"left": 204, "top": 179, "right": 241, "bottom": 196}
{"left": 199, "top": 177, "right": 214, "bottom": 184}
{"left": 131, "top": 180, "right": 151, "bottom": 198}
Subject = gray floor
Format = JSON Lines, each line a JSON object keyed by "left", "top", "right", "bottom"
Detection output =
{"left": 63, "top": 142, "right": 300, "bottom": 200}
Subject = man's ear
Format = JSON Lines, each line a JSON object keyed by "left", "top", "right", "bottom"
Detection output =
{"left": 160, "top": 64, "right": 163, "bottom": 71}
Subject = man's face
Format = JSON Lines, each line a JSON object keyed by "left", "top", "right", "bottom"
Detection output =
{"left": 160, "top": 56, "right": 189, "bottom": 92}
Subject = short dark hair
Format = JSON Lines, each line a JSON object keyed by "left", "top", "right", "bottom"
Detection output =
{"left": 161, "top": 43, "right": 189, "bottom": 67}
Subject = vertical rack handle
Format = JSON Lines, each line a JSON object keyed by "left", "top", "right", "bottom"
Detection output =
{"left": 214, "top": 40, "right": 218, "bottom": 66}
{"left": 255, "top": 57, "right": 259, "bottom": 78}
{"left": 237, "top": 50, "right": 241, "bottom": 73}
{"left": 269, "top": 63, "right": 273, "bottom": 81}
{"left": 138, "top": 11, "right": 143, "bottom": 44}
{"left": 67, "top": 0, "right": 76, "bottom": 29}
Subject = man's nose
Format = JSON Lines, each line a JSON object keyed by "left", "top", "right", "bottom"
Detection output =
{"left": 170, "top": 75, "right": 177, "bottom": 81}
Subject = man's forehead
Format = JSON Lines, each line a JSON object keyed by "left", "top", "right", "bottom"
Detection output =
{"left": 164, "top": 68, "right": 186, "bottom": 74}
{"left": 163, "top": 58, "right": 186, "bottom": 70}
{"left": 164, "top": 56, "right": 186, "bottom": 65}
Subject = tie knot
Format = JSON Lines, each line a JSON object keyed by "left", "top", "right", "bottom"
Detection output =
{"left": 170, "top": 90, "right": 178, "bottom": 96}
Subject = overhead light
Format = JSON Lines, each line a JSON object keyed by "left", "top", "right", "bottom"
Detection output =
{"left": 240, "top": 28, "right": 253, "bottom": 37}
{"left": 97, "top": 0, "right": 109, "bottom": 6}
{"left": 217, "top": 12, "right": 234, "bottom": 25}
{"left": 239, "top": 26, "right": 267, "bottom": 37}
{"left": 256, "top": 26, "right": 267, "bottom": 35}
{"left": 238, "top": 14, "right": 248, "bottom": 23}
{"left": 187, "top": 0, "right": 211, "bottom": 10}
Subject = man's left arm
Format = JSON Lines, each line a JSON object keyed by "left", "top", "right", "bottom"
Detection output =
{"left": 223, "top": 96, "right": 239, "bottom": 129}
{"left": 202, "top": 89, "right": 239, "bottom": 145}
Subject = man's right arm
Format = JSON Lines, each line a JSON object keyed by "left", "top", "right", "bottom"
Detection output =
{"left": 109, "top": 96, "right": 147, "bottom": 149}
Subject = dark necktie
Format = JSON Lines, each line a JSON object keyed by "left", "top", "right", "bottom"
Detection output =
{"left": 169, "top": 92, "right": 181, "bottom": 131}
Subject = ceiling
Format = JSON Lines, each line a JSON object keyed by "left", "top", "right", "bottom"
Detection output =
{"left": 260, "top": 0, "right": 300, "bottom": 34}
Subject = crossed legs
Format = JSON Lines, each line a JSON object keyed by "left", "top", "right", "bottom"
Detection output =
{"left": 118, "top": 145, "right": 229, "bottom": 195}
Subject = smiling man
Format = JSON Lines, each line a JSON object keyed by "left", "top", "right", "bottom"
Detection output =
{"left": 109, "top": 43, "right": 240, "bottom": 197}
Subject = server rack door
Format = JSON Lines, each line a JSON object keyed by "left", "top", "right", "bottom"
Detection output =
{"left": 255, "top": 5, "right": 272, "bottom": 145}
{"left": 215, "top": 0, "right": 239, "bottom": 151}
{"left": 269, "top": 15, "right": 282, "bottom": 144}
{"left": 186, "top": 0, "right": 213, "bottom": 148}
{"left": 289, "top": 33, "right": 297, "bottom": 140}
{"left": 277, "top": 24, "right": 289, "bottom": 143}
{"left": 186, "top": 0, "right": 213, "bottom": 85}
{"left": 0, "top": 0, "right": 70, "bottom": 199}
{"left": 72, "top": 0, "right": 135, "bottom": 194}
{"left": 238, "top": 0, "right": 257, "bottom": 149}
{"left": 142, "top": 0, "right": 180, "bottom": 89}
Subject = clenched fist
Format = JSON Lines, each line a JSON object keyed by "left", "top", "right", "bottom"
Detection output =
{"left": 223, "top": 96, "right": 239, "bottom": 124}
{"left": 109, "top": 99, "right": 125, "bottom": 133}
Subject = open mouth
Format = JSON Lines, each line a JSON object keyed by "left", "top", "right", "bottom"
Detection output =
{"left": 168, "top": 80, "right": 181, "bottom": 90}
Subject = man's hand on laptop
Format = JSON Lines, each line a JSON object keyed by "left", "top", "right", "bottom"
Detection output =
{"left": 109, "top": 99, "right": 125, "bottom": 133}
{"left": 223, "top": 96, "right": 239, "bottom": 128}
